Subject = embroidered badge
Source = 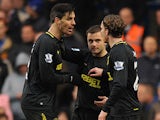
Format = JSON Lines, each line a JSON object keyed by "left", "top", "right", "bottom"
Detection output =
{"left": 114, "top": 61, "right": 124, "bottom": 71}
{"left": 45, "top": 53, "right": 53, "bottom": 63}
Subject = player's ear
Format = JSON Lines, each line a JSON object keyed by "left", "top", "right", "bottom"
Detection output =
{"left": 54, "top": 17, "right": 60, "bottom": 24}
{"left": 105, "top": 29, "right": 109, "bottom": 36}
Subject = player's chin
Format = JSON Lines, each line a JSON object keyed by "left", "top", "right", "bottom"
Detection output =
{"left": 66, "top": 29, "right": 74, "bottom": 36}
{"left": 65, "top": 31, "right": 74, "bottom": 36}
{"left": 91, "top": 50, "right": 99, "bottom": 54}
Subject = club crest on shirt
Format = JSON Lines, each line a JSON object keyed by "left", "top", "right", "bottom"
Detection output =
{"left": 114, "top": 61, "right": 124, "bottom": 71}
{"left": 45, "top": 53, "right": 53, "bottom": 63}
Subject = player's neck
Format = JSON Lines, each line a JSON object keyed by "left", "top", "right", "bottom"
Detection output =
{"left": 93, "top": 50, "right": 107, "bottom": 57}
{"left": 101, "top": 50, "right": 108, "bottom": 57}
{"left": 109, "top": 36, "right": 122, "bottom": 48}
{"left": 48, "top": 24, "right": 62, "bottom": 40}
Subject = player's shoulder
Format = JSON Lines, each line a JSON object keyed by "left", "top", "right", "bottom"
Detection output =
{"left": 111, "top": 42, "right": 134, "bottom": 57}
{"left": 111, "top": 42, "right": 125, "bottom": 54}
{"left": 37, "top": 32, "right": 58, "bottom": 45}
{"left": 38, "top": 32, "right": 50, "bottom": 39}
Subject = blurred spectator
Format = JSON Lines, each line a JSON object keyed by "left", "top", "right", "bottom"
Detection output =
{"left": 149, "top": 9, "right": 160, "bottom": 46}
{"left": 138, "top": 36, "right": 160, "bottom": 92}
{"left": 2, "top": 52, "right": 29, "bottom": 120}
{"left": 102, "top": 0, "right": 148, "bottom": 25}
{"left": 8, "top": 23, "right": 35, "bottom": 67}
{"left": 25, "top": 1, "right": 49, "bottom": 33}
{"left": 20, "top": 23, "right": 35, "bottom": 54}
{"left": 0, "top": 19, "right": 13, "bottom": 75}
{"left": 138, "top": 84, "right": 155, "bottom": 105}
{"left": 147, "top": 83, "right": 160, "bottom": 120}
{"left": 7, "top": 0, "right": 29, "bottom": 43}
{"left": 119, "top": 7, "right": 144, "bottom": 58}
{"left": 8, "top": 0, "right": 47, "bottom": 44}
{"left": 0, "top": 0, "right": 13, "bottom": 17}
{"left": 138, "top": 83, "right": 156, "bottom": 120}
{"left": 0, "top": 58, "right": 8, "bottom": 93}
{"left": 0, "top": 20, "right": 12, "bottom": 60}
{"left": 0, "top": 95, "right": 13, "bottom": 120}
{"left": 27, "top": 0, "right": 44, "bottom": 15}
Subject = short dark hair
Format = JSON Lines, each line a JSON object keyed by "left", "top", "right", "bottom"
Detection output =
{"left": 86, "top": 25, "right": 101, "bottom": 35}
{"left": 103, "top": 14, "right": 126, "bottom": 38}
{"left": 50, "top": 3, "right": 75, "bottom": 23}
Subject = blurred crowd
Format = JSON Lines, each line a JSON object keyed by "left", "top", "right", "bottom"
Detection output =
{"left": 0, "top": 0, "right": 160, "bottom": 120}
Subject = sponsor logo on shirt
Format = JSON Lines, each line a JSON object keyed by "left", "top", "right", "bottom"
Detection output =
{"left": 81, "top": 74, "right": 101, "bottom": 89}
{"left": 114, "top": 61, "right": 124, "bottom": 71}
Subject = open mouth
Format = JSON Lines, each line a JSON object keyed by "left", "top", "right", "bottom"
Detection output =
{"left": 68, "top": 27, "right": 74, "bottom": 32}
{"left": 67, "top": 28, "right": 74, "bottom": 34}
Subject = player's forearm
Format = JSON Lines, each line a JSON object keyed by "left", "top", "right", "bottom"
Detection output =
{"left": 40, "top": 71, "right": 82, "bottom": 86}
{"left": 102, "top": 83, "right": 123, "bottom": 113}
{"left": 61, "top": 46, "right": 83, "bottom": 64}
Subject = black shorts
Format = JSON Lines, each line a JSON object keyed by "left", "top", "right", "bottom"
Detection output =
{"left": 22, "top": 108, "right": 58, "bottom": 120}
{"left": 107, "top": 115, "right": 141, "bottom": 120}
{"left": 72, "top": 108, "right": 100, "bottom": 120}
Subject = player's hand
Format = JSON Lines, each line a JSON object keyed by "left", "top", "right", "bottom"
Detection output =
{"left": 94, "top": 96, "right": 108, "bottom": 107}
{"left": 98, "top": 110, "right": 108, "bottom": 120}
{"left": 88, "top": 67, "right": 103, "bottom": 77}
